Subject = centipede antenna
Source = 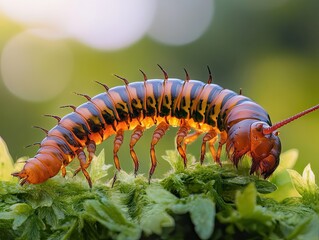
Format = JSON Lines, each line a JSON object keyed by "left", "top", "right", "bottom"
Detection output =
{"left": 33, "top": 126, "right": 48, "bottom": 134}
{"left": 95, "top": 80, "right": 109, "bottom": 91}
{"left": 60, "top": 105, "right": 76, "bottom": 111}
{"left": 263, "top": 104, "right": 319, "bottom": 135}
{"left": 139, "top": 69, "right": 148, "bottom": 81}
{"left": 239, "top": 88, "right": 242, "bottom": 95}
{"left": 157, "top": 64, "right": 168, "bottom": 81}
{"left": 114, "top": 74, "right": 129, "bottom": 85}
{"left": 43, "top": 114, "right": 61, "bottom": 122}
{"left": 11, "top": 172, "right": 19, "bottom": 177}
{"left": 74, "top": 92, "right": 91, "bottom": 101}
{"left": 183, "top": 68, "right": 190, "bottom": 81}
{"left": 207, "top": 65, "right": 213, "bottom": 84}
{"left": 25, "top": 142, "right": 41, "bottom": 148}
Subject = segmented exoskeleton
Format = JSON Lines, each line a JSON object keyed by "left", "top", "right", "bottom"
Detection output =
{"left": 12, "top": 66, "right": 319, "bottom": 187}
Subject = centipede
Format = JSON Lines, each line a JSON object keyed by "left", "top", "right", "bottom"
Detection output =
{"left": 12, "top": 66, "right": 319, "bottom": 188}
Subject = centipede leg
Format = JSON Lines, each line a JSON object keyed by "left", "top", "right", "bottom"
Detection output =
{"left": 76, "top": 149, "right": 92, "bottom": 188}
{"left": 183, "top": 130, "right": 202, "bottom": 152}
{"left": 73, "top": 140, "right": 96, "bottom": 176}
{"left": 61, "top": 165, "right": 66, "bottom": 177}
{"left": 176, "top": 122, "right": 191, "bottom": 167}
{"left": 208, "top": 140, "right": 217, "bottom": 161}
{"left": 215, "top": 131, "right": 227, "bottom": 165}
{"left": 112, "top": 129, "right": 124, "bottom": 187}
{"left": 129, "top": 125, "right": 145, "bottom": 176}
{"left": 149, "top": 121, "right": 169, "bottom": 183}
{"left": 200, "top": 130, "right": 218, "bottom": 164}
{"left": 87, "top": 140, "right": 96, "bottom": 165}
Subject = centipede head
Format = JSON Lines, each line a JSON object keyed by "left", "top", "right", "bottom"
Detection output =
{"left": 249, "top": 121, "right": 281, "bottom": 178}
{"left": 227, "top": 104, "right": 319, "bottom": 178}
{"left": 226, "top": 119, "right": 282, "bottom": 178}
{"left": 12, "top": 153, "right": 62, "bottom": 185}
{"left": 11, "top": 158, "right": 43, "bottom": 185}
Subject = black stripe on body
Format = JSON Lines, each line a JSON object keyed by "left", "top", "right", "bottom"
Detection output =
{"left": 91, "top": 93, "right": 118, "bottom": 125}
{"left": 128, "top": 81, "right": 146, "bottom": 119}
{"left": 217, "top": 90, "right": 238, "bottom": 130}
{"left": 191, "top": 86, "right": 217, "bottom": 123}
{"left": 145, "top": 80, "right": 164, "bottom": 117}
{"left": 108, "top": 86, "right": 131, "bottom": 122}
{"left": 180, "top": 80, "right": 205, "bottom": 119}
{"left": 48, "top": 125, "right": 83, "bottom": 148}
{"left": 61, "top": 113, "right": 91, "bottom": 141}
{"left": 76, "top": 102, "right": 105, "bottom": 134}
{"left": 41, "top": 136, "right": 75, "bottom": 157}
{"left": 160, "top": 79, "right": 184, "bottom": 117}
{"left": 199, "top": 84, "right": 223, "bottom": 126}
{"left": 206, "top": 85, "right": 223, "bottom": 103}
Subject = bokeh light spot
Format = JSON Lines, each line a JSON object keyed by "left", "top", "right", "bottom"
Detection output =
{"left": 0, "top": 30, "right": 73, "bottom": 102}
{"left": 0, "top": 0, "right": 157, "bottom": 50}
{"left": 147, "top": 0, "right": 214, "bottom": 46}
{"left": 64, "top": 0, "right": 157, "bottom": 50}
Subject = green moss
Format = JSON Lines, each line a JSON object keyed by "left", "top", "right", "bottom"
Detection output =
{"left": 0, "top": 138, "right": 318, "bottom": 240}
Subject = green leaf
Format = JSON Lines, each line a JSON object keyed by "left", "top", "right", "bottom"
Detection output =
{"left": 52, "top": 204, "right": 65, "bottom": 221}
{"left": 302, "top": 164, "right": 317, "bottom": 192}
{"left": 140, "top": 206, "right": 175, "bottom": 236}
{"left": 287, "top": 168, "right": 309, "bottom": 195}
{"left": 162, "top": 150, "right": 185, "bottom": 172}
{"left": 224, "top": 175, "right": 252, "bottom": 185}
{"left": 84, "top": 199, "right": 141, "bottom": 240}
{"left": 188, "top": 196, "right": 215, "bottom": 240}
{"left": 146, "top": 184, "right": 178, "bottom": 205}
{"left": 235, "top": 183, "right": 256, "bottom": 216}
{"left": 139, "top": 185, "right": 178, "bottom": 235}
{"left": 286, "top": 214, "right": 319, "bottom": 240}
{"left": 170, "top": 195, "right": 216, "bottom": 239}
{"left": 161, "top": 173, "right": 190, "bottom": 198}
{"left": 10, "top": 203, "right": 33, "bottom": 230}
{"left": 27, "top": 189, "right": 53, "bottom": 209}
{"left": 287, "top": 164, "right": 318, "bottom": 196}
{"left": 17, "top": 215, "right": 46, "bottom": 240}
{"left": 47, "top": 218, "right": 79, "bottom": 240}
{"left": 37, "top": 205, "right": 65, "bottom": 229}
{"left": 0, "top": 137, "right": 15, "bottom": 181}
{"left": 255, "top": 179, "right": 277, "bottom": 194}
{"left": 264, "top": 181, "right": 300, "bottom": 202}
{"left": 88, "top": 149, "right": 112, "bottom": 183}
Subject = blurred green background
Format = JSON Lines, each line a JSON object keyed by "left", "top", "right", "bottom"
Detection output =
{"left": 0, "top": 0, "right": 318, "bottom": 180}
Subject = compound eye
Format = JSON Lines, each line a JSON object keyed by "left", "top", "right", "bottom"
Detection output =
{"left": 255, "top": 123, "right": 263, "bottom": 132}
